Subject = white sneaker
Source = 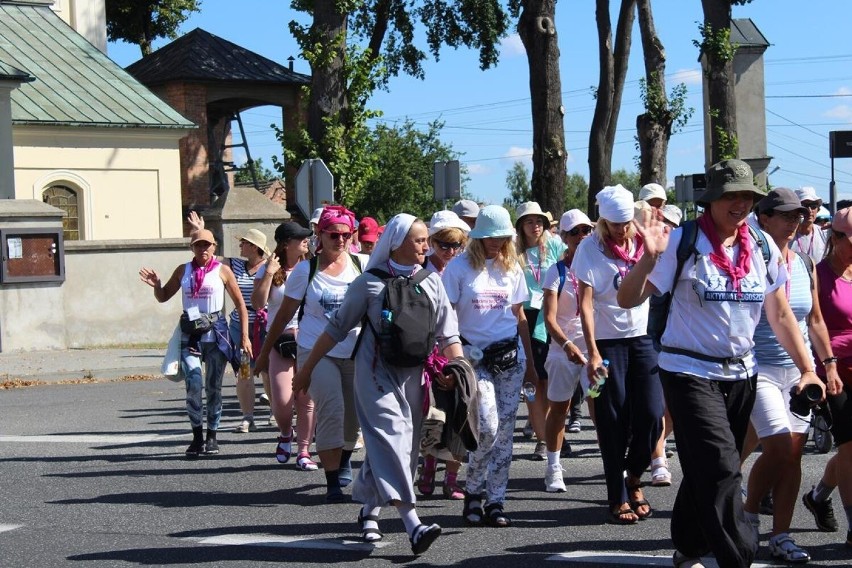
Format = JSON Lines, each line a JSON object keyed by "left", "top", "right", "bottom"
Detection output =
{"left": 234, "top": 419, "right": 255, "bottom": 434}
{"left": 768, "top": 533, "right": 810, "bottom": 563}
{"left": 268, "top": 415, "right": 277, "bottom": 428}
{"left": 545, "top": 463, "right": 566, "bottom": 493}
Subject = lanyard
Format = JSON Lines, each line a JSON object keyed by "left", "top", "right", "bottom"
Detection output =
{"left": 527, "top": 248, "right": 542, "bottom": 284}
{"left": 785, "top": 251, "right": 794, "bottom": 300}
{"left": 796, "top": 232, "right": 813, "bottom": 256}
{"left": 570, "top": 270, "right": 580, "bottom": 316}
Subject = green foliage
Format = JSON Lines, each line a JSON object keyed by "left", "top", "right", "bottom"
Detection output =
{"left": 503, "top": 162, "right": 532, "bottom": 210}
{"left": 234, "top": 157, "right": 275, "bottom": 185}
{"left": 347, "top": 119, "right": 459, "bottom": 223}
{"left": 693, "top": 22, "right": 737, "bottom": 67}
{"left": 611, "top": 169, "right": 642, "bottom": 197}
{"left": 105, "top": 0, "right": 201, "bottom": 56}
{"left": 638, "top": 76, "right": 694, "bottom": 134}
{"left": 564, "top": 173, "right": 589, "bottom": 213}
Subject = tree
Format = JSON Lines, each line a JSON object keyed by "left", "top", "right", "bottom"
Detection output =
{"left": 564, "top": 173, "right": 589, "bottom": 213}
{"left": 234, "top": 157, "right": 275, "bottom": 185}
{"left": 635, "top": 0, "right": 693, "bottom": 186}
{"left": 696, "top": 0, "right": 753, "bottom": 162}
{"left": 285, "top": 1, "right": 509, "bottom": 204}
{"left": 611, "top": 168, "right": 642, "bottom": 197}
{"left": 346, "top": 119, "right": 458, "bottom": 223}
{"left": 504, "top": 161, "right": 532, "bottom": 211}
{"left": 509, "top": 1, "right": 566, "bottom": 216}
{"left": 105, "top": 0, "right": 201, "bottom": 56}
{"left": 588, "top": 0, "right": 636, "bottom": 218}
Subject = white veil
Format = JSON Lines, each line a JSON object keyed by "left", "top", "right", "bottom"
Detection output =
{"left": 365, "top": 213, "right": 416, "bottom": 272}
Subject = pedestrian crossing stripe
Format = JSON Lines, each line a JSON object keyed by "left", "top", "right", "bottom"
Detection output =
{"left": 0, "top": 434, "right": 184, "bottom": 444}
{"left": 0, "top": 525, "right": 23, "bottom": 534}
{"left": 548, "top": 551, "right": 775, "bottom": 567}
{"left": 190, "top": 533, "right": 391, "bottom": 551}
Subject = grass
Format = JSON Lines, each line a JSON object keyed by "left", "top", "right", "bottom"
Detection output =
{"left": 0, "top": 374, "right": 162, "bottom": 389}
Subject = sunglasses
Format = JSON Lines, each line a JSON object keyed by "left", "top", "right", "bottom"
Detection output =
{"left": 802, "top": 201, "right": 822, "bottom": 210}
{"left": 435, "top": 240, "right": 462, "bottom": 251}
{"left": 773, "top": 211, "right": 804, "bottom": 223}
{"left": 567, "top": 226, "right": 593, "bottom": 237}
{"left": 323, "top": 231, "right": 352, "bottom": 240}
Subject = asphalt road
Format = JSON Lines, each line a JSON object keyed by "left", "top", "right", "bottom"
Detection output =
{"left": 0, "top": 375, "right": 848, "bottom": 567}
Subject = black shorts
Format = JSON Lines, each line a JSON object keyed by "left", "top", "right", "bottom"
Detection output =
{"left": 827, "top": 384, "right": 852, "bottom": 446}
{"left": 524, "top": 307, "right": 549, "bottom": 381}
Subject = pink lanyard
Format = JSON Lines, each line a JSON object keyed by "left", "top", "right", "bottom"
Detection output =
{"left": 527, "top": 249, "right": 542, "bottom": 284}
{"left": 785, "top": 252, "right": 794, "bottom": 300}
{"left": 570, "top": 271, "right": 580, "bottom": 316}
{"left": 796, "top": 232, "right": 813, "bottom": 256}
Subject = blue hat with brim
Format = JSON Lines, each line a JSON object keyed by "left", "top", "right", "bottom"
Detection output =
{"left": 468, "top": 205, "right": 515, "bottom": 239}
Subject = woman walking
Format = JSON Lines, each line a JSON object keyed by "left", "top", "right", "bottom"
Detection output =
{"left": 139, "top": 229, "right": 250, "bottom": 456}
{"left": 255, "top": 206, "right": 366, "bottom": 502}
{"left": 573, "top": 185, "right": 663, "bottom": 524}
{"left": 442, "top": 204, "right": 536, "bottom": 528}
{"left": 618, "top": 160, "right": 825, "bottom": 568}
{"left": 252, "top": 221, "right": 318, "bottom": 470}
{"left": 292, "top": 214, "right": 462, "bottom": 554}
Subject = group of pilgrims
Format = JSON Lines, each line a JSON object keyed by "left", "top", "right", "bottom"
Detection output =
{"left": 139, "top": 158, "right": 852, "bottom": 566}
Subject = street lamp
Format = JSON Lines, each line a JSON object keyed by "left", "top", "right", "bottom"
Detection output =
{"left": 767, "top": 166, "right": 780, "bottom": 188}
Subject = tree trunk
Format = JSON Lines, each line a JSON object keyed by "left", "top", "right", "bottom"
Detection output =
{"left": 307, "top": 6, "right": 348, "bottom": 160}
{"left": 701, "top": 0, "right": 737, "bottom": 163}
{"left": 636, "top": 0, "right": 668, "bottom": 185}
{"left": 588, "top": 0, "right": 636, "bottom": 217}
{"left": 517, "top": 0, "right": 566, "bottom": 217}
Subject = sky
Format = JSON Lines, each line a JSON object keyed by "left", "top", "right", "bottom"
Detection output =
{"left": 108, "top": 0, "right": 852, "bottom": 208}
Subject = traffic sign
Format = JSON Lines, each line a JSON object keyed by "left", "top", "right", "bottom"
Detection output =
{"left": 294, "top": 159, "right": 335, "bottom": 219}
{"left": 433, "top": 160, "right": 461, "bottom": 201}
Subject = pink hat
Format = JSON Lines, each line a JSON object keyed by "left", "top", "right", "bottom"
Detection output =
{"left": 831, "top": 207, "right": 852, "bottom": 235}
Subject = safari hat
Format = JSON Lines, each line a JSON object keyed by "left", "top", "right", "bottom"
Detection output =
{"left": 468, "top": 205, "right": 515, "bottom": 239}
{"left": 515, "top": 202, "right": 549, "bottom": 227}
{"left": 698, "top": 159, "right": 766, "bottom": 206}
{"left": 237, "top": 228, "right": 270, "bottom": 255}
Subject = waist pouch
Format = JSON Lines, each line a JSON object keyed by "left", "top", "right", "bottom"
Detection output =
{"left": 481, "top": 336, "right": 519, "bottom": 376}
{"left": 179, "top": 311, "right": 220, "bottom": 336}
{"left": 273, "top": 330, "right": 298, "bottom": 360}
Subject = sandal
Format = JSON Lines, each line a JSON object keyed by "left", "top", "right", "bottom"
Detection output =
{"left": 627, "top": 480, "right": 653, "bottom": 519}
{"left": 608, "top": 503, "right": 639, "bottom": 525}
{"left": 768, "top": 533, "right": 810, "bottom": 563}
{"left": 357, "top": 508, "right": 383, "bottom": 542}
{"left": 443, "top": 472, "right": 464, "bottom": 500}
{"left": 650, "top": 457, "right": 672, "bottom": 487}
{"left": 410, "top": 523, "right": 441, "bottom": 555}
{"left": 462, "top": 492, "right": 484, "bottom": 526}
{"left": 483, "top": 502, "right": 511, "bottom": 528}
{"left": 417, "top": 455, "right": 437, "bottom": 496}
{"left": 296, "top": 452, "right": 318, "bottom": 471}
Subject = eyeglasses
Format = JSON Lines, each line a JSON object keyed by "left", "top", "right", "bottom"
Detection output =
{"left": 567, "top": 226, "right": 593, "bottom": 237}
{"left": 434, "top": 240, "right": 462, "bottom": 251}
{"left": 323, "top": 231, "right": 352, "bottom": 240}
{"left": 802, "top": 201, "right": 822, "bottom": 210}
{"left": 774, "top": 211, "right": 804, "bottom": 223}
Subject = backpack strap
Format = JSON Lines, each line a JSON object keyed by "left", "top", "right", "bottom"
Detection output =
{"left": 747, "top": 225, "right": 774, "bottom": 285}
{"left": 297, "top": 256, "right": 320, "bottom": 323}
{"left": 659, "top": 219, "right": 699, "bottom": 337}
{"left": 556, "top": 259, "right": 567, "bottom": 298}
{"left": 795, "top": 250, "right": 815, "bottom": 290}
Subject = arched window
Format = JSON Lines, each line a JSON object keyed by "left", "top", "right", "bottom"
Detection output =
{"left": 43, "top": 185, "right": 80, "bottom": 240}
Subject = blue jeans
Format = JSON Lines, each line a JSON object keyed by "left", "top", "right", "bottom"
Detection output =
{"left": 181, "top": 340, "right": 227, "bottom": 430}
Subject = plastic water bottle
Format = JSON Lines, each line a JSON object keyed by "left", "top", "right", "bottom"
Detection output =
{"left": 462, "top": 344, "right": 483, "bottom": 366}
{"left": 239, "top": 351, "right": 251, "bottom": 381}
{"left": 522, "top": 381, "right": 537, "bottom": 402}
{"left": 587, "top": 359, "right": 610, "bottom": 398}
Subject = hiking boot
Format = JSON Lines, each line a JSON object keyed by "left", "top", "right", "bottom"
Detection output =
{"left": 204, "top": 431, "right": 219, "bottom": 455}
{"left": 545, "top": 463, "right": 566, "bottom": 493}
{"left": 185, "top": 426, "right": 204, "bottom": 457}
{"left": 802, "top": 487, "right": 838, "bottom": 532}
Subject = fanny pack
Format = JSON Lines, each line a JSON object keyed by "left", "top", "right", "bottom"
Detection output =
{"left": 273, "top": 330, "right": 298, "bottom": 360}
{"left": 179, "top": 311, "right": 220, "bottom": 336}
{"left": 481, "top": 336, "right": 519, "bottom": 376}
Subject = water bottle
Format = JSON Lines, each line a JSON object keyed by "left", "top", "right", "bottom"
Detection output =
{"left": 522, "top": 381, "right": 536, "bottom": 403}
{"left": 587, "top": 359, "right": 610, "bottom": 398}
{"left": 462, "top": 344, "right": 483, "bottom": 366}
{"left": 239, "top": 350, "right": 251, "bottom": 381}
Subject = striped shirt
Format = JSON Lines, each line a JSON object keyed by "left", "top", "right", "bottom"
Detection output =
{"left": 228, "top": 258, "right": 259, "bottom": 325}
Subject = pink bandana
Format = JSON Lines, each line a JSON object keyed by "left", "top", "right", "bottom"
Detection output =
{"left": 190, "top": 258, "right": 220, "bottom": 298}
{"left": 698, "top": 213, "right": 753, "bottom": 296}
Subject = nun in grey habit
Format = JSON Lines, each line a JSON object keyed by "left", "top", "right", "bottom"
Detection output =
{"left": 292, "top": 213, "right": 463, "bottom": 555}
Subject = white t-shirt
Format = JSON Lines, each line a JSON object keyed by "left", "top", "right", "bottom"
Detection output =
{"left": 255, "top": 264, "right": 298, "bottom": 332}
{"left": 790, "top": 227, "right": 828, "bottom": 264}
{"left": 572, "top": 234, "right": 649, "bottom": 339}
{"left": 441, "top": 251, "right": 529, "bottom": 350}
{"left": 541, "top": 260, "right": 587, "bottom": 353}
{"left": 284, "top": 254, "right": 367, "bottom": 358}
{"left": 648, "top": 225, "right": 787, "bottom": 381}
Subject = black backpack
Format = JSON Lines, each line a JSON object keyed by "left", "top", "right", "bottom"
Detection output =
{"left": 354, "top": 268, "right": 437, "bottom": 367}
{"left": 649, "top": 219, "right": 772, "bottom": 342}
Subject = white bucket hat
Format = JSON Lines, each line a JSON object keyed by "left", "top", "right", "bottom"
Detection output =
{"left": 795, "top": 186, "right": 821, "bottom": 203}
{"left": 638, "top": 183, "right": 667, "bottom": 203}
{"left": 428, "top": 210, "right": 470, "bottom": 235}
{"left": 661, "top": 205, "right": 684, "bottom": 227}
{"left": 468, "top": 205, "right": 515, "bottom": 239}
{"left": 515, "top": 201, "right": 549, "bottom": 225}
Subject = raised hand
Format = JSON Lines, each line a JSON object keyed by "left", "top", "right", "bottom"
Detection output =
{"left": 139, "top": 267, "right": 160, "bottom": 288}
{"left": 187, "top": 211, "right": 205, "bottom": 232}
{"left": 632, "top": 207, "right": 671, "bottom": 259}
{"left": 266, "top": 253, "right": 281, "bottom": 275}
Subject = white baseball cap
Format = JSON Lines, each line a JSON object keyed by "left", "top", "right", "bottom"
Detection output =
{"left": 638, "top": 183, "right": 667, "bottom": 203}
{"left": 795, "top": 186, "right": 821, "bottom": 203}
{"left": 559, "top": 209, "right": 593, "bottom": 232}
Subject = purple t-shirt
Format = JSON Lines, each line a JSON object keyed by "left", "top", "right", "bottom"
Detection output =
{"left": 816, "top": 259, "right": 852, "bottom": 383}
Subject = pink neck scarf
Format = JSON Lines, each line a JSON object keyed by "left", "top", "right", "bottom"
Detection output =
{"left": 605, "top": 234, "right": 644, "bottom": 267}
{"left": 190, "top": 258, "right": 220, "bottom": 298}
{"left": 697, "top": 213, "right": 753, "bottom": 295}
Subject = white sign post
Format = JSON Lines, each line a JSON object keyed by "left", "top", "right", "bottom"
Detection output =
{"left": 294, "top": 159, "right": 335, "bottom": 220}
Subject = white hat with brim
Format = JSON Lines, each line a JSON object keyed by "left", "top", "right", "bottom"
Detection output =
{"left": 237, "top": 228, "right": 270, "bottom": 256}
{"left": 429, "top": 210, "right": 470, "bottom": 235}
{"left": 661, "top": 205, "right": 684, "bottom": 227}
{"left": 468, "top": 205, "right": 515, "bottom": 239}
{"left": 515, "top": 201, "right": 549, "bottom": 226}
{"left": 639, "top": 183, "right": 667, "bottom": 202}
{"left": 559, "top": 209, "right": 593, "bottom": 232}
{"left": 795, "top": 186, "right": 821, "bottom": 203}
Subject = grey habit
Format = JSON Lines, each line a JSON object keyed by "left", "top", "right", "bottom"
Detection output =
{"left": 323, "top": 214, "right": 461, "bottom": 507}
